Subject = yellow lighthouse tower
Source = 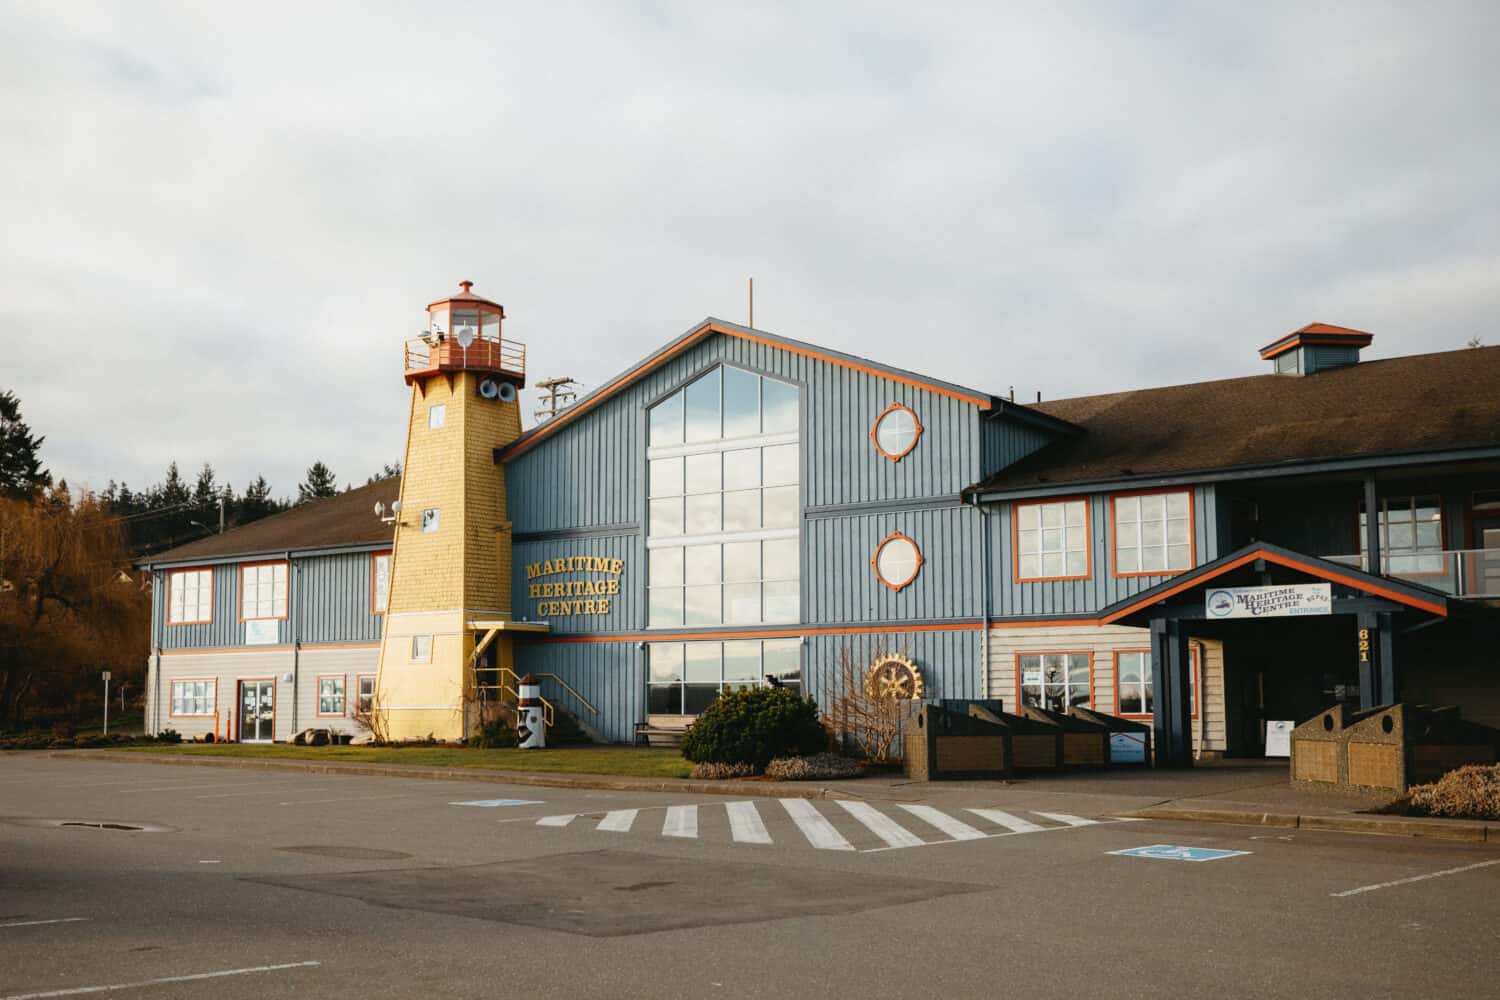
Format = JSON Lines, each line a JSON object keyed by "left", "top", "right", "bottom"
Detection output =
{"left": 372, "top": 281, "right": 528, "bottom": 741}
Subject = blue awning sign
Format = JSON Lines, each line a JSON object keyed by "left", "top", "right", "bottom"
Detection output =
{"left": 1110, "top": 844, "right": 1251, "bottom": 862}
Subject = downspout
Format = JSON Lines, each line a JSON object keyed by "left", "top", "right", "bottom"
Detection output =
{"left": 1192, "top": 638, "right": 1207, "bottom": 761}
{"left": 968, "top": 493, "right": 992, "bottom": 702}
{"left": 288, "top": 550, "right": 298, "bottom": 737}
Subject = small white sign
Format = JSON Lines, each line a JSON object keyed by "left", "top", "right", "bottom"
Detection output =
{"left": 1206, "top": 583, "right": 1332, "bottom": 620}
{"left": 1110, "top": 732, "right": 1148, "bottom": 764}
{"left": 1022, "top": 669, "right": 1044, "bottom": 687}
{"left": 244, "top": 619, "right": 279, "bottom": 646}
{"left": 1265, "top": 720, "right": 1294, "bottom": 758}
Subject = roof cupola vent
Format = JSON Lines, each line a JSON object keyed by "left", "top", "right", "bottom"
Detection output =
{"left": 1259, "top": 323, "right": 1373, "bottom": 375}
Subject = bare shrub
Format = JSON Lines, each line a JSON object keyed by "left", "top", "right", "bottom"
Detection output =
{"left": 689, "top": 761, "right": 761, "bottom": 779}
{"left": 1407, "top": 764, "right": 1500, "bottom": 820}
{"left": 822, "top": 645, "right": 921, "bottom": 763}
{"left": 351, "top": 690, "right": 392, "bottom": 745}
{"left": 765, "top": 753, "right": 862, "bottom": 781}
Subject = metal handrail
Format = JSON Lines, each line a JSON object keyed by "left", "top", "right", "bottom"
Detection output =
{"left": 404, "top": 333, "right": 526, "bottom": 377}
{"left": 1326, "top": 548, "right": 1500, "bottom": 600}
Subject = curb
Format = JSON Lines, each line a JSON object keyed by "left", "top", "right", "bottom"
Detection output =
{"left": 49, "top": 751, "right": 858, "bottom": 802}
{"left": 1124, "top": 805, "right": 1494, "bottom": 842}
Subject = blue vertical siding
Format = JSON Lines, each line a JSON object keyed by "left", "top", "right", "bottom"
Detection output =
{"left": 980, "top": 415, "right": 1054, "bottom": 477}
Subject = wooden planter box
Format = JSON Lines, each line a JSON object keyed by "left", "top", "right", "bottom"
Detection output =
{"left": 1020, "top": 705, "right": 1109, "bottom": 767}
{"left": 1291, "top": 703, "right": 1500, "bottom": 794}
{"left": 904, "top": 704, "right": 1012, "bottom": 781}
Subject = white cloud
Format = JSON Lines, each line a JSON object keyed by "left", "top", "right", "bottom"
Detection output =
{"left": 1, "top": 0, "right": 1496, "bottom": 496}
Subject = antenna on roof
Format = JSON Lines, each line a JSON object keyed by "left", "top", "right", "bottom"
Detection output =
{"left": 748, "top": 276, "right": 754, "bottom": 329}
{"left": 1036, "top": 391, "right": 1042, "bottom": 403}
{"left": 1009, "top": 386, "right": 1015, "bottom": 402}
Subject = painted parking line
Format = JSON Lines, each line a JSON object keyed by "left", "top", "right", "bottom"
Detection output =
{"left": 782, "top": 798, "right": 855, "bottom": 851}
{"left": 662, "top": 805, "right": 698, "bottom": 838}
{"left": 0, "top": 960, "right": 321, "bottom": 1000}
{"left": 965, "top": 808, "right": 1044, "bottom": 834}
{"left": 1033, "top": 811, "right": 1101, "bottom": 828}
{"left": 836, "top": 800, "right": 925, "bottom": 849}
{"left": 726, "top": 801, "right": 772, "bottom": 845}
{"left": 898, "top": 804, "right": 987, "bottom": 841}
{"left": 0, "top": 918, "right": 89, "bottom": 929}
{"left": 536, "top": 814, "right": 576, "bottom": 827}
{"left": 1331, "top": 857, "right": 1500, "bottom": 898}
{"left": 597, "top": 809, "right": 639, "bottom": 832}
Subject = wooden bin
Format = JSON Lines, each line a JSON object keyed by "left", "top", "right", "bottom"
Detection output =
{"left": 1020, "top": 705, "right": 1109, "bottom": 767}
{"left": 969, "top": 704, "right": 1063, "bottom": 771}
{"left": 904, "top": 704, "right": 1012, "bottom": 781}
{"left": 1069, "top": 706, "right": 1152, "bottom": 766}
{"left": 1291, "top": 703, "right": 1500, "bottom": 794}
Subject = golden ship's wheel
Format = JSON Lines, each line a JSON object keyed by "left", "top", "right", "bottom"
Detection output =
{"left": 865, "top": 655, "right": 924, "bottom": 700}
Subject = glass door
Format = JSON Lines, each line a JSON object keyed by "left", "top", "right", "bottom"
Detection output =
{"left": 239, "top": 680, "right": 275, "bottom": 743}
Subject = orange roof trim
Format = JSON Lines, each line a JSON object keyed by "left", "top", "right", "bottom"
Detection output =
{"left": 1259, "top": 322, "right": 1373, "bottom": 360}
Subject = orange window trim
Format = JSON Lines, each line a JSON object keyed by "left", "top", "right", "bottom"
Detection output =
{"left": 498, "top": 322, "right": 993, "bottom": 460}
{"left": 1112, "top": 647, "right": 1200, "bottom": 720}
{"left": 237, "top": 559, "right": 289, "bottom": 623}
{"left": 871, "top": 530, "right": 924, "bottom": 592}
{"left": 167, "top": 676, "right": 218, "bottom": 718}
{"left": 369, "top": 551, "right": 393, "bottom": 616}
{"left": 1011, "top": 496, "right": 1092, "bottom": 583}
{"left": 315, "top": 673, "right": 347, "bottom": 718}
{"left": 1013, "top": 649, "right": 1094, "bottom": 713}
{"left": 1108, "top": 487, "right": 1197, "bottom": 580}
{"left": 869, "top": 401, "right": 924, "bottom": 462}
{"left": 538, "top": 621, "right": 982, "bottom": 644}
{"left": 165, "top": 566, "right": 214, "bottom": 627}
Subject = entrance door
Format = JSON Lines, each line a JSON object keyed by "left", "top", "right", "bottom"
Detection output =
{"left": 239, "top": 680, "right": 275, "bottom": 742}
{"left": 1472, "top": 515, "right": 1500, "bottom": 599}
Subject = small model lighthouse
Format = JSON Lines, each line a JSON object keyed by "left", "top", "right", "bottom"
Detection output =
{"left": 372, "top": 282, "right": 526, "bottom": 741}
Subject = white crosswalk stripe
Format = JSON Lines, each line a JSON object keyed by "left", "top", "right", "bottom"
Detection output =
{"left": 898, "top": 804, "right": 987, "bottom": 841}
{"left": 782, "top": 798, "right": 855, "bottom": 851}
{"left": 965, "top": 809, "right": 1045, "bottom": 834}
{"left": 523, "top": 801, "right": 1123, "bottom": 851}
{"left": 1032, "top": 811, "right": 1099, "bottom": 828}
{"left": 837, "top": 800, "right": 926, "bottom": 848}
{"left": 726, "top": 800, "right": 772, "bottom": 844}
{"left": 597, "top": 809, "right": 638, "bottom": 833}
{"left": 662, "top": 805, "right": 698, "bottom": 838}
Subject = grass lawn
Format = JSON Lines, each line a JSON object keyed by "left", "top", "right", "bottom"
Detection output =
{"left": 120, "top": 743, "right": 692, "bottom": 779}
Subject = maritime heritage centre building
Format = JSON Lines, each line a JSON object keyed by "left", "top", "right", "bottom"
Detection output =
{"left": 141, "top": 284, "right": 1500, "bottom": 765}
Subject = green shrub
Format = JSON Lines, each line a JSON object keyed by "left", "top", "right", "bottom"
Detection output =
{"left": 681, "top": 687, "right": 825, "bottom": 768}
{"left": 156, "top": 729, "right": 182, "bottom": 744}
{"left": 471, "top": 717, "right": 518, "bottom": 749}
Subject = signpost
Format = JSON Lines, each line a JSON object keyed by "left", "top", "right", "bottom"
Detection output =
{"left": 101, "top": 670, "right": 111, "bottom": 735}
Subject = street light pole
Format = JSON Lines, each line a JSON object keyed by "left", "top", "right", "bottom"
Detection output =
{"left": 102, "top": 670, "right": 111, "bottom": 735}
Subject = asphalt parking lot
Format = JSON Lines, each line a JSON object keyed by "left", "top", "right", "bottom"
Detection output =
{"left": 3, "top": 756, "right": 1499, "bottom": 999}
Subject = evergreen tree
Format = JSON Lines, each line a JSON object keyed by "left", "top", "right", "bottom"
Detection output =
{"left": 0, "top": 389, "right": 51, "bottom": 500}
{"left": 367, "top": 462, "right": 402, "bottom": 484}
{"left": 298, "top": 461, "right": 338, "bottom": 503}
{"left": 160, "top": 462, "right": 190, "bottom": 507}
{"left": 238, "top": 476, "right": 279, "bottom": 524}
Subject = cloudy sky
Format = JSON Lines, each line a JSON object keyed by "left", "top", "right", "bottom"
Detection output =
{"left": 3, "top": 1, "right": 1496, "bottom": 499}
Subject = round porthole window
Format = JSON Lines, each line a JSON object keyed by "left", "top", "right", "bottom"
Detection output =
{"left": 870, "top": 403, "right": 922, "bottom": 461}
{"left": 872, "top": 531, "right": 924, "bottom": 592}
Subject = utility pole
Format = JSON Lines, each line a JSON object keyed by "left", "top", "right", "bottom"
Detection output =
{"left": 534, "top": 377, "right": 579, "bottom": 423}
{"left": 102, "top": 670, "right": 111, "bottom": 735}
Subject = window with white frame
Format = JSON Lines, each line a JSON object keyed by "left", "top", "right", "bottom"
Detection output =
{"left": 1115, "top": 649, "right": 1197, "bottom": 717}
{"left": 1017, "top": 652, "right": 1091, "bottom": 712}
{"left": 646, "top": 366, "right": 800, "bottom": 627}
{"left": 1015, "top": 499, "right": 1088, "bottom": 579}
{"left": 1360, "top": 495, "right": 1443, "bottom": 574}
{"left": 1113, "top": 491, "right": 1192, "bottom": 575}
{"left": 170, "top": 679, "right": 215, "bottom": 716}
{"left": 647, "top": 638, "right": 801, "bottom": 715}
{"left": 421, "top": 508, "right": 440, "bottom": 533}
{"left": 371, "top": 553, "right": 391, "bottom": 614}
{"left": 410, "top": 635, "right": 432, "bottom": 662}
{"left": 240, "top": 562, "right": 287, "bottom": 620}
{"left": 428, "top": 404, "right": 446, "bottom": 429}
{"left": 356, "top": 674, "right": 376, "bottom": 714}
{"left": 317, "top": 676, "right": 346, "bottom": 716}
{"left": 167, "top": 568, "right": 213, "bottom": 624}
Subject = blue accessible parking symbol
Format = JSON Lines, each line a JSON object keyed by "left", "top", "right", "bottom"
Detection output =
{"left": 1110, "top": 844, "right": 1251, "bottom": 862}
{"left": 452, "top": 799, "right": 545, "bottom": 808}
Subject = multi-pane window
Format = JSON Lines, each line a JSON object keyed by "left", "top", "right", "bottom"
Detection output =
{"left": 428, "top": 404, "right": 446, "bottom": 429}
{"left": 1113, "top": 491, "right": 1192, "bottom": 575}
{"left": 317, "top": 676, "right": 346, "bottom": 716}
{"left": 647, "top": 366, "right": 800, "bottom": 627}
{"left": 1017, "top": 652, "right": 1091, "bottom": 713}
{"left": 410, "top": 635, "right": 432, "bottom": 662}
{"left": 1115, "top": 650, "right": 1198, "bottom": 717}
{"left": 356, "top": 674, "right": 376, "bottom": 714}
{"left": 1360, "top": 495, "right": 1443, "bottom": 574}
{"left": 648, "top": 638, "right": 801, "bottom": 715}
{"left": 170, "top": 679, "right": 215, "bottom": 716}
{"left": 167, "top": 568, "right": 213, "bottom": 624}
{"left": 371, "top": 553, "right": 391, "bottom": 614}
{"left": 1015, "top": 499, "right": 1088, "bottom": 580}
{"left": 871, "top": 403, "right": 921, "bottom": 460}
{"left": 240, "top": 562, "right": 287, "bottom": 620}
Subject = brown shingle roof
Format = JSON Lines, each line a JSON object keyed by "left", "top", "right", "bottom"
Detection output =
{"left": 976, "top": 346, "right": 1500, "bottom": 493}
{"left": 145, "top": 478, "right": 399, "bottom": 565}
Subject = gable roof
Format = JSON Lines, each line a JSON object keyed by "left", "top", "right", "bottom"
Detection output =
{"left": 1098, "top": 541, "right": 1450, "bottom": 625}
{"left": 497, "top": 318, "right": 1070, "bottom": 461}
{"left": 141, "top": 477, "right": 399, "bottom": 567}
{"left": 973, "top": 345, "right": 1500, "bottom": 495}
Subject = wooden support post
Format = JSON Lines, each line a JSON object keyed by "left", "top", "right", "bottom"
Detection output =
{"left": 1363, "top": 475, "right": 1381, "bottom": 576}
{"left": 1356, "top": 612, "right": 1379, "bottom": 708}
{"left": 1378, "top": 611, "right": 1397, "bottom": 706}
{"left": 1151, "top": 618, "right": 1194, "bottom": 767}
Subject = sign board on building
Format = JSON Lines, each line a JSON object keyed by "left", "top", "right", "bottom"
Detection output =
{"left": 1022, "top": 669, "right": 1044, "bottom": 687}
{"left": 244, "top": 619, "right": 279, "bottom": 646}
{"left": 1205, "top": 583, "right": 1331, "bottom": 620}
{"left": 525, "top": 556, "right": 625, "bottom": 617}
{"left": 1265, "top": 720, "right": 1294, "bottom": 758}
{"left": 1109, "top": 732, "right": 1148, "bottom": 764}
